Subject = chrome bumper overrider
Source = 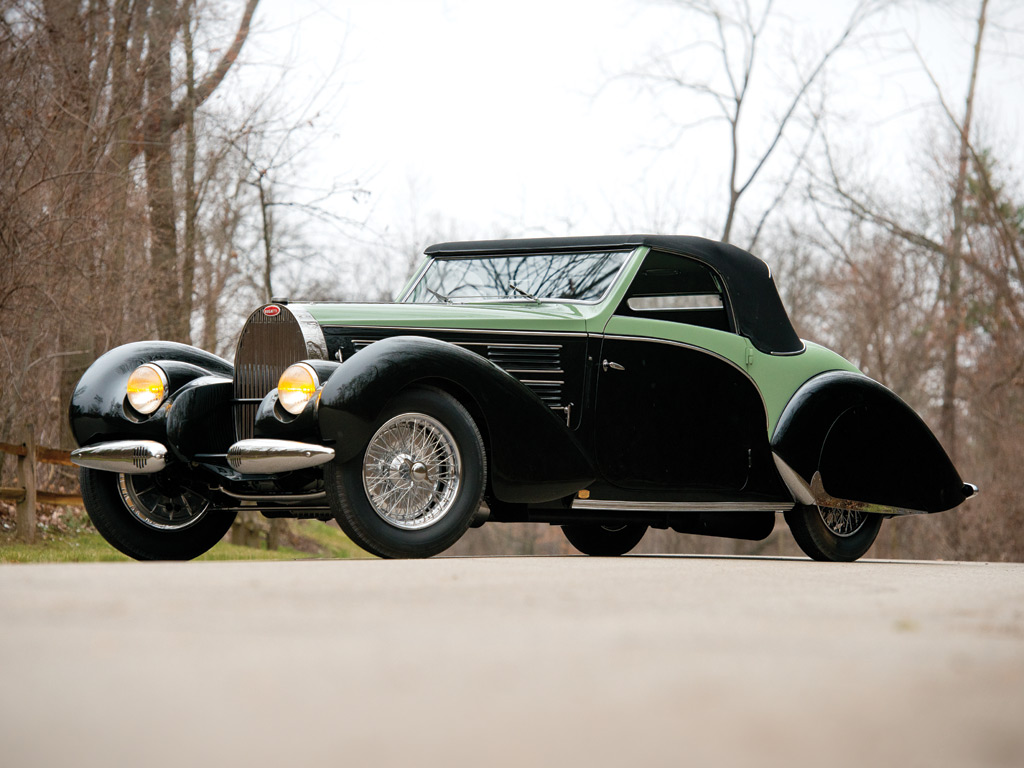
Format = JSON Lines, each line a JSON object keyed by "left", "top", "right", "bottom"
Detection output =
{"left": 226, "top": 439, "right": 335, "bottom": 474}
{"left": 70, "top": 440, "right": 168, "bottom": 474}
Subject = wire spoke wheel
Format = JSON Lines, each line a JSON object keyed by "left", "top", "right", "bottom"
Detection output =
{"left": 327, "top": 387, "right": 486, "bottom": 559}
{"left": 817, "top": 506, "right": 868, "bottom": 538}
{"left": 785, "top": 502, "right": 882, "bottom": 562}
{"left": 362, "top": 413, "right": 462, "bottom": 530}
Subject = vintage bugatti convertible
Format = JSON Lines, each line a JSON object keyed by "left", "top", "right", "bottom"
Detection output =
{"left": 69, "top": 235, "right": 976, "bottom": 561}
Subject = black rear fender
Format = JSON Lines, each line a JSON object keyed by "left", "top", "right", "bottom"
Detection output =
{"left": 772, "top": 372, "right": 967, "bottom": 513}
{"left": 317, "top": 335, "right": 594, "bottom": 503}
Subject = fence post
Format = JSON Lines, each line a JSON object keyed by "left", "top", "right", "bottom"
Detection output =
{"left": 16, "top": 424, "right": 36, "bottom": 544}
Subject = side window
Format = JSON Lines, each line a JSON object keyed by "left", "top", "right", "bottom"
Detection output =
{"left": 617, "top": 251, "right": 733, "bottom": 332}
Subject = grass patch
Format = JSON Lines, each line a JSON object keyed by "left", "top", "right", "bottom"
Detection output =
{"left": 0, "top": 504, "right": 370, "bottom": 564}
{"left": 0, "top": 530, "right": 133, "bottom": 563}
{"left": 294, "top": 518, "right": 367, "bottom": 559}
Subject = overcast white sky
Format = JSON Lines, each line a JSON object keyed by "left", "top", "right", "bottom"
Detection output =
{"left": 226, "top": 0, "right": 1024, "bottom": 258}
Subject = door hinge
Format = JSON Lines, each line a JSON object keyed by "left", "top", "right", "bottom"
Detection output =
{"left": 745, "top": 347, "right": 754, "bottom": 367}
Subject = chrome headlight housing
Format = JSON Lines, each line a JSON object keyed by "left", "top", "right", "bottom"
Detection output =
{"left": 278, "top": 363, "right": 319, "bottom": 415}
{"left": 125, "top": 363, "right": 168, "bottom": 415}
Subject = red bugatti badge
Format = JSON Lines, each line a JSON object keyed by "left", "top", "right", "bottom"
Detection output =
{"left": 263, "top": 305, "right": 281, "bottom": 317}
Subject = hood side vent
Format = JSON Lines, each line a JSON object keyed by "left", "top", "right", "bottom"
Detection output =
{"left": 487, "top": 344, "right": 564, "bottom": 408}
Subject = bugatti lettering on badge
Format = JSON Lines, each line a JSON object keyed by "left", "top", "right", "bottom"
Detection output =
{"left": 263, "top": 305, "right": 281, "bottom": 317}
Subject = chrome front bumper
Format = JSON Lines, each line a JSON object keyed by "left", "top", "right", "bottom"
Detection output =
{"left": 226, "top": 439, "right": 335, "bottom": 474}
{"left": 71, "top": 438, "right": 335, "bottom": 476}
{"left": 71, "top": 440, "right": 168, "bottom": 474}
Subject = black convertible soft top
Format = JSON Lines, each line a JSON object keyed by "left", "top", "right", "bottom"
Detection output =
{"left": 424, "top": 235, "right": 803, "bottom": 355}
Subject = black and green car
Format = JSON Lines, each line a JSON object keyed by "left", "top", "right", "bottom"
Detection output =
{"left": 69, "top": 235, "right": 976, "bottom": 561}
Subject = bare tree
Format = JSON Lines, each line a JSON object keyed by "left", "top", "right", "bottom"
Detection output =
{"left": 622, "top": 0, "right": 885, "bottom": 247}
{"left": 142, "top": 0, "right": 260, "bottom": 341}
{"left": 0, "top": 0, "right": 260, "bottom": 465}
{"left": 816, "top": 0, "right": 990, "bottom": 463}
{"left": 807, "top": 0, "right": 1024, "bottom": 560}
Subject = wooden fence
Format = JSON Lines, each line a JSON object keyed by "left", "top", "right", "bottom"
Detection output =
{"left": 0, "top": 425, "right": 81, "bottom": 544}
{"left": 2, "top": 427, "right": 278, "bottom": 551}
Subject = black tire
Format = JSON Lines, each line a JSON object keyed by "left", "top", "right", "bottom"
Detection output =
{"left": 325, "top": 386, "right": 486, "bottom": 559}
{"left": 784, "top": 503, "right": 882, "bottom": 562}
{"left": 562, "top": 523, "right": 647, "bottom": 556}
{"left": 80, "top": 468, "right": 236, "bottom": 561}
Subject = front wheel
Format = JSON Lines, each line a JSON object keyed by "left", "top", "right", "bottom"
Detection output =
{"left": 326, "top": 387, "right": 486, "bottom": 559}
{"left": 784, "top": 504, "right": 882, "bottom": 562}
{"left": 80, "top": 468, "right": 236, "bottom": 560}
{"left": 562, "top": 523, "right": 647, "bottom": 556}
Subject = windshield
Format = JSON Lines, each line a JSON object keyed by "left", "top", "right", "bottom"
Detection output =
{"left": 403, "top": 251, "right": 629, "bottom": 304}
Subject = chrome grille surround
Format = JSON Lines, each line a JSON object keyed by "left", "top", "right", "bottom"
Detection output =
{"left": 233, "top": 304, "right": 327, "bottom": 441}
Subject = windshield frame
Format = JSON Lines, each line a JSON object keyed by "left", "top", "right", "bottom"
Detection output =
{"left": 398, "top": 248, "right": 637, "bottom": 306}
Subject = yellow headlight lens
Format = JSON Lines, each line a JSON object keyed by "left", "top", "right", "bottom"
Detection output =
{"left": 126, "top": 363, "right": 167, "bottom": 415}
{"left": 278, "top": 363, "right": 318, "bottom": 415}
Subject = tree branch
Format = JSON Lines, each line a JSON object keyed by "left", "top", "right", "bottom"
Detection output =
{"left": 169, "top": 0, "right": 260, "bottom": 131}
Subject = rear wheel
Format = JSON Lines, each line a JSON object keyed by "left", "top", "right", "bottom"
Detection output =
{"left": 80, "top": 468, "right": 236, "bottom": 560}
{"left": 326, "top": 387, "right": 486, "bottom": 559}
{"left": 784, "top": 503, "right": 882, "bottom": 562}
{"left": 562, "top": 523, "right": 647, "bottom": 556}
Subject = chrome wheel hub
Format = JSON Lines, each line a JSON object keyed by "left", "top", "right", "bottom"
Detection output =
{"left": 362, "top": 413, "right": 461, "bottom": 530}
{"left": 818, "top": 506, "right": 868, "bottom": 538}
{"left": 118, "top": 474, "right": 211, "bottom": 531}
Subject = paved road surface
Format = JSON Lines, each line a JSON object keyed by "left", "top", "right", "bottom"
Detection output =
{"left": 1, "top": 556, "right": 1022, "bottom": 768}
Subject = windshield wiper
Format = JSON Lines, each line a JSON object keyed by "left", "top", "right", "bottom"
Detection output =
{"left": 424, "top": 287, "right": 451, "bottom": 304}
{"left": 508, "top": 282, "right": 540, "bottom": 303}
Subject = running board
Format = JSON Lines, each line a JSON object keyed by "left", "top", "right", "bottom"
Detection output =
{"left": 571, "top": 499, "right": 794, "bottom": 513}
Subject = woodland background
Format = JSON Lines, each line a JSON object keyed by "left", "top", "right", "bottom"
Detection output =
{"left": 1, "top": 0, "right": 1021, "bottom": 560}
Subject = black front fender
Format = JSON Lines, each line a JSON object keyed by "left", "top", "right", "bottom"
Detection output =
{"left": 318, "top": 335, "right": 594, "bottom": 503}
{"left": 69, "top": 341, "right": 233, "bottom": 451}
{"left": 772, "top": 371, "right": 967, "bottom": 513}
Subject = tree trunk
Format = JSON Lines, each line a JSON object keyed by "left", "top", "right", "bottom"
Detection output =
{"left": 940, "top": 0, "right": 988, "bottom": 464}
{"left": 258, "top": 177, "right": 274, "bottom": 301}
{"left": 181, "top": 2, "right": 198, "bottom": 345}
{"left": 144, "top": 0, "right": 183, "bottom": 342}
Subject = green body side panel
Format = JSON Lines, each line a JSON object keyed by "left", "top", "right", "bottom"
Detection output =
{"left": 750, "top": 342, "right": 861, "bottom": 437}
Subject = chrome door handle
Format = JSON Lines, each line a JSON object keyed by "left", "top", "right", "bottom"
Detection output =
{"left": 602, "top": 359, "right": 625, "bottom": 372}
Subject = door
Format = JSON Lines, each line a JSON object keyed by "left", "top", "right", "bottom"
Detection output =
{"left": 594, "top": 334, "right": 765, "bottom": 492}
